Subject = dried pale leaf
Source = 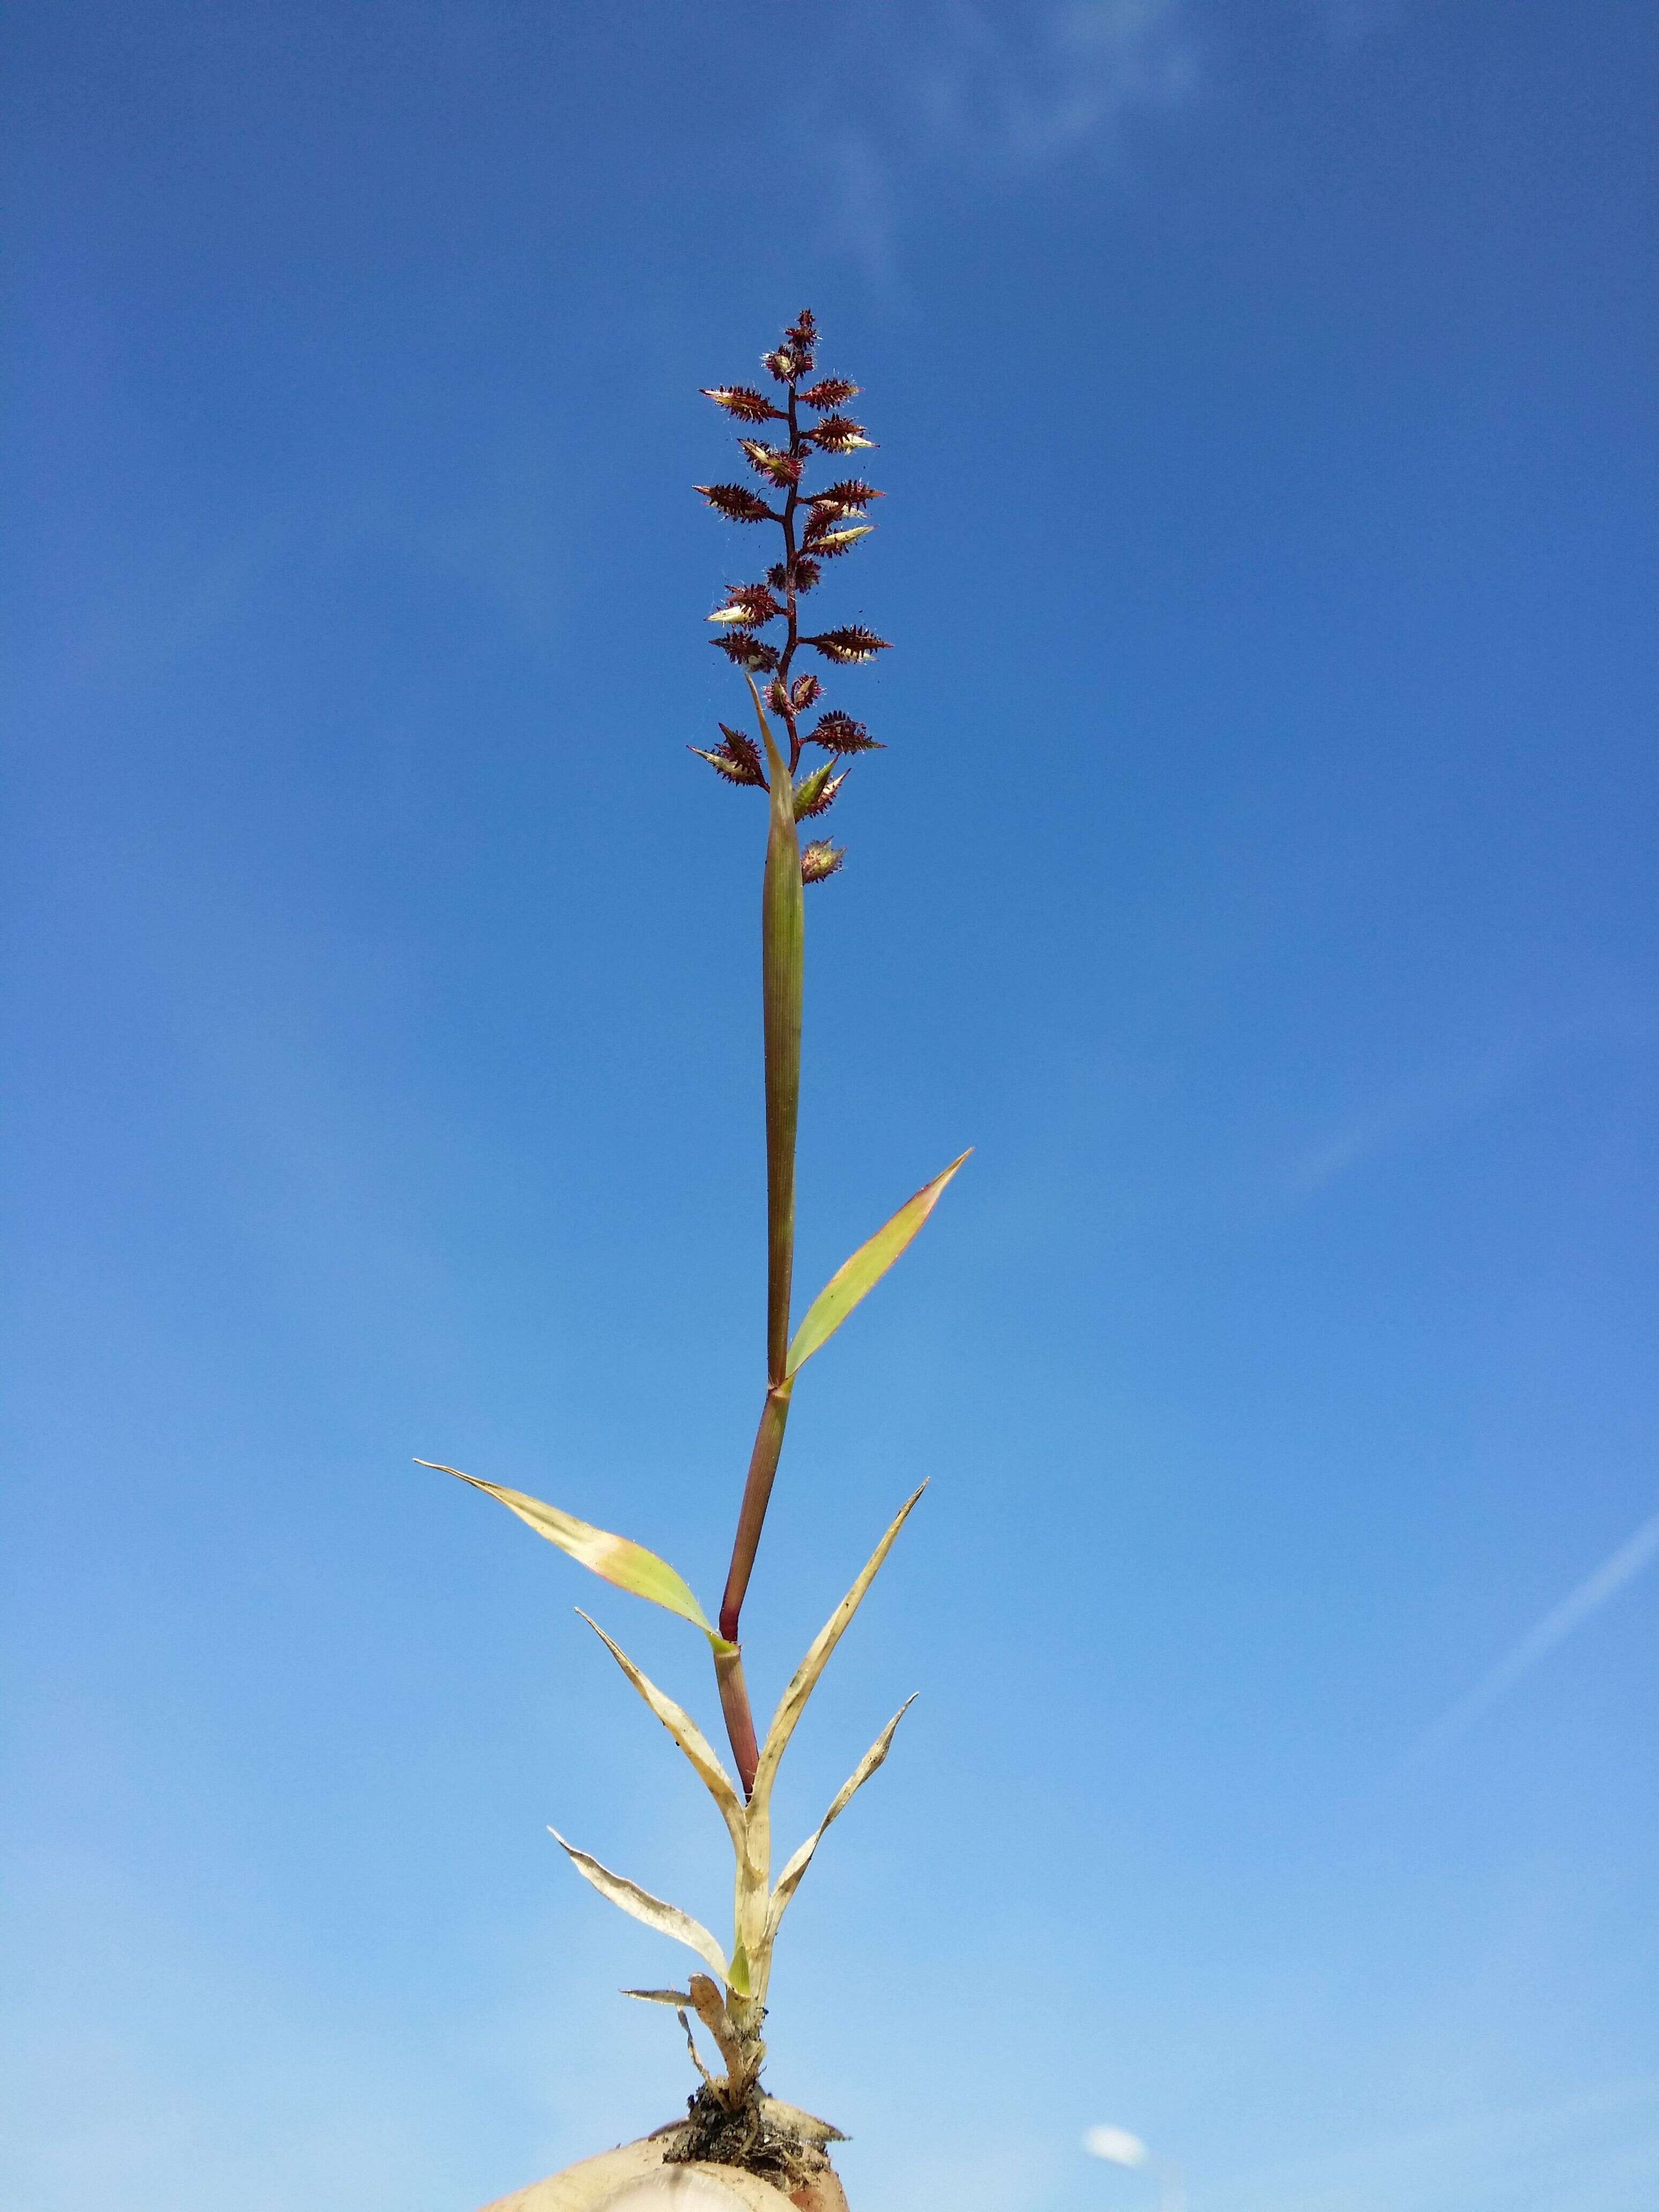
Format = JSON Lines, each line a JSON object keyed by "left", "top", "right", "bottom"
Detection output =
{"left": 759, "top": 2097, "right": 848, "bottom": 2146}
{"left": 576, "top": 1612, "right": 745, "bottom": 1849}
{"left": 686, "top": 1974, "right": 733, "bottom": 2035}
{"left": 785, "top": 1153, "right": 971, "bottom": 1376}
{"left": 416, "top": 1461, "right": 721, "bottom": 1645}
{"left": 686, "top": 1974, "right": 748, "bottom": 2077}
{"left": 750, "top": 1486, "right": 925, "bottom": 1812}
{"left": 622, "top": 1987, "right": 694, "bottom": 2007}
{"left": 548, "top": 1828, "right": 730, "bottom": 1982}
{"left": 765, "top": 1698, "right": 916, "bottom": 1948}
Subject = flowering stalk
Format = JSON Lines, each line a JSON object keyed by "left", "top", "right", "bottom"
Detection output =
{"left": 693, "top": 312, "right": 891, "bottom": 1792}
{"left": 419, "top": 313, "right": 965, "bottom": 2146}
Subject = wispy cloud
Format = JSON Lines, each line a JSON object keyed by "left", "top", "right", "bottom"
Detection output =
{"left": 1403, "top": 1507, "right": 1659, "bottom": 1774}
{"left": 825, "top": 136, "right": 900, "bottom": 289}
{"left": 1288, "top": 988, "right": 1655, "bottom": 1196}
{"left": 1288, "top": 1045, "right": 1519, "bottom": 1194}
{"left": 917, "top": 0, "right": 1202, "bottom": 171}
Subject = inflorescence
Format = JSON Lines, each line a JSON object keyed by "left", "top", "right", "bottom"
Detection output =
{"left": 693, "top": 309, "right": 890, "bottom": 886}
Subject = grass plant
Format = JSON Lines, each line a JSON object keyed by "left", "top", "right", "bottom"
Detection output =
{"left": 420, "top": 312, "right": 966, "bottom": 2163}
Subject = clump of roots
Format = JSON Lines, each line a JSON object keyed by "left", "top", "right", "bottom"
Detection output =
{"left": 663, "top": 2087, "right": 845, "bottom": 2198}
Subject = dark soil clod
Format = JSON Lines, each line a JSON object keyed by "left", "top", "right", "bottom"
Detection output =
{"left": 663, "top": 2086, "right": 827, "bottom": 2194}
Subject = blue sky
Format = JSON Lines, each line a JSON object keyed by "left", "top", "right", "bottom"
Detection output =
{"left": 3, "top": 4, "right": 1657, "bottom": 2208}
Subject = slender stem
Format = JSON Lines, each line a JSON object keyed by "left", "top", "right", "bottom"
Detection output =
{"left": 713, "top": 1643, "right": 759, "bottom": 1800}
{"left": 779, "top": 386, "right": 803, "bottom": 771}
{"left": 720, "top": 1380, "right": 794, "bottom": 1647}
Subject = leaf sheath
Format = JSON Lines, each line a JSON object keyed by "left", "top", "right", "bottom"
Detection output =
{"left": 754, "top": 681, "right": 803, "bottom": 1389}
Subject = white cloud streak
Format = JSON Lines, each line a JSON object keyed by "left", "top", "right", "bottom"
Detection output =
{"left": 1404, "top": 1507, "right": 1659, "bottom": 1773}
{"left": 917, "top": 0, "right": 1202, "bottom": 171}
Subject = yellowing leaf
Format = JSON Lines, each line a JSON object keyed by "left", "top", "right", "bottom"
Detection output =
{"left": 416, "top": 1461, "right": 723, "bottom": 1646}
{"left": 786, "top": 1152, "right": 971, "bottom": 1376}
{"left": 765, "top": 1697, "right": 916, "bottom": 1949}
{"left": 750, "top": 1485, "right": 925, "bottom": 1817}
{"left": 576, "top": 1611, "right": 746, "bottom": 1851}
{"left": 548, "top": 1828, "right": 730, "bottom": 1982}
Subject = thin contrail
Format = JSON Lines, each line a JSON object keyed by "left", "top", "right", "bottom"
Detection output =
{"left": 1404, "top": 1506, "right": 1659, "bottom": 1773}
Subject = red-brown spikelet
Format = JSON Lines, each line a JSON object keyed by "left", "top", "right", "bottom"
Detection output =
{"left": 738, "top": 439, "right": 804, "bottom": 488}
{"left": 803, "top": 624, "right": 891, "bottom": 665}
{"left": 808, "top": 479, "right": 883, "bottom": 515}
{"left": 712, "top": 632, "right": 781, "bottom": 672}
{"left": 703, "top": 385, "right": 784, "bottom": 422}
{"left": 801, "top": 519, "right": 873, "bottom": 559}
{"left": 696, "top": 482, "right": 778, "bottom": 524}
{"left": 690, "top": 725, "right": 768, "bottom": 788}
{"left": 798, "top": 377, "right": 860, "bottom": 412}
{"left": 808, "top": 414, "right": 876, "bottom": 454}
{"left": 708, "top": 584, "right": 782, "bottom": 627}
{"left": 808, "top": 710, "right": 884, "bottom": 755}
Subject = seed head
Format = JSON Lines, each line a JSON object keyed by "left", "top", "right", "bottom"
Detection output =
{"left": 801, "top": 840, "right": 846, "bottom": 884}
{"left": 809, "top": 415, "right": 876, "bottom": 454}
{"left": 697, "top": 482, "right": 778, "bottom": 525}
{"left": 690, "top": 726, "right": 768, "bottom": 789}
{"left": 703, "top": 385, "right": 784, "bottom": 422}
{"left": 803, "top": 625, "right": 891, "bottom": 665}
{"left": 695, "top": 312, "right": 888, "bottom": 849}
{"left": 738, "top": 439, "right": 804, "bottom": 489}
{"left": 793, "top": 763, "right": 847, "bottom": 820}
{"left": 710, "top": 584, "right": 781, "bottom": 627}
{"left": 712, "top": 632, "right": 781, "bottom": 672}
{"left": 807, "top": 479, "right": 883, "bottom": 516}
{"left": 798, "top": 377, "right": 860, "bottom": 412}
{"left": 802, "top": 521, "right": 873, "bottom": 559}
{"left": 808, "top": 711, "right": 884, "bottom": 756}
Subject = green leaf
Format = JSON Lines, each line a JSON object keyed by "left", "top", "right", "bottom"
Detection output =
{"left": 749, "top": 1484, "right": 926, "bottom": 1819}
{"left": 416, "top": 1461, "right": 725, "bottom": 1647}
{"left": 786, "top": 1151, "right": 972, "bottom": 1376}
{"left": 548, "top": 1827, "right": 730, "bottom": 1982}
{"left": 727, "top": 1941, "right": 753, "bottom": 1998}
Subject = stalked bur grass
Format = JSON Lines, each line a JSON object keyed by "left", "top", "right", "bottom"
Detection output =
{"left": 418, "top": 313, "right": 967, "bottom": 2162}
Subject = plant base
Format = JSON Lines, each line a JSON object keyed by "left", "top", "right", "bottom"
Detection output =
{"left": 477, "top": 2101, "right": 850, "bottom": 2212}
